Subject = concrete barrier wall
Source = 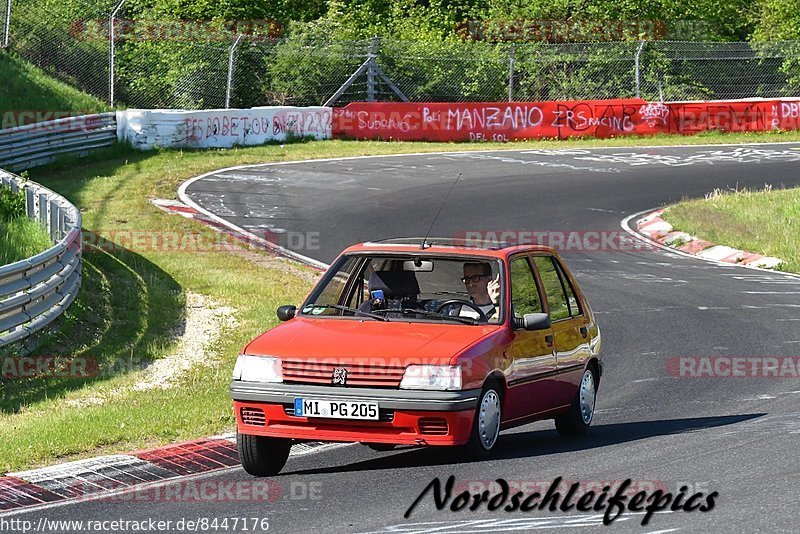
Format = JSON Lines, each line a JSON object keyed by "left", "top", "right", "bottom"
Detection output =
{"left": 332, "top": 99, "right": 800, "bottom": 142}
{"left": 118, "top": 107, "right": 333, "bottom": 150}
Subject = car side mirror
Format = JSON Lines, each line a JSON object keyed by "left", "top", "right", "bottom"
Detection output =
{"left": 513, "top": 312, "right": 550, "bottom": 331}
{"left": 277, "top": 305, "right": 296, "bottom": 321}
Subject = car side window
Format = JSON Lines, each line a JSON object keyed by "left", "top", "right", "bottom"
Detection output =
{"left": 532, "top": 256, "right": 571, "bottom": 321}
{"left": 509, "top": 257, "right": 543, "bottom": 318}
{"left": 553, "top": 260, "right": 582, "bottom": 317}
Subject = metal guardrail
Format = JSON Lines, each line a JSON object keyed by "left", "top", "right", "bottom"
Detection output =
{"left": 0, "top": 167, "right": 82, "bottom": 348}
{"left": 0, "top": 113, "right": 117, "bottom": 171}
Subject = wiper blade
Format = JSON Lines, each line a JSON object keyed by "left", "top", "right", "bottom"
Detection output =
{"left": 374, "top": 307, "right": 479, "bottom": 325}
{"left": 302, "top": 304, "right": 389, "bottom": 322}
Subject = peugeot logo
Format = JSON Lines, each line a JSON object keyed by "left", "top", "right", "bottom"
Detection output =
{"left": 332, "top": 367, "right": 348, "bottom": 386}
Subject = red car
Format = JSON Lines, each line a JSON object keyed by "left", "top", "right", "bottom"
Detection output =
{"left": 231, "top": 238, "right": 602, "bottom": 475}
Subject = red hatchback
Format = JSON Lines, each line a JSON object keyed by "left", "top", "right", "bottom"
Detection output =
{"left": 231, "top": 238, "right": 602, "bottom": 475}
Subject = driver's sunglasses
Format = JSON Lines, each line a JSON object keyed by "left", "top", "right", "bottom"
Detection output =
{"left": 461, "top": 274, "right": 489, "bottom": 284}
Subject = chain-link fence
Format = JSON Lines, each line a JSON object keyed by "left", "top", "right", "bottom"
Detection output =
{"left": 3, "top": 0, "right": 800, "bottom": 109}
{"left": 7, "top": 0, "right": 115, "bottom": 101}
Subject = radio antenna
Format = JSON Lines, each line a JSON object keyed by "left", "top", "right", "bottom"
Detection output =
{"left": 421, "top": 172, "right": 462, "bottom": 249}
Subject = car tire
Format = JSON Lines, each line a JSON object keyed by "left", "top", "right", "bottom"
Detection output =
{"left": 237, "top": 432, "right": 292, "bottom": 476}
{"left": 364, "top": 443, "right": 397, "bottom": 452}
{"left": 555, "top": 367, "right": 597, "bottom": 436}
{"left": 463, "top": 382, "right": 503, "bottom": 458}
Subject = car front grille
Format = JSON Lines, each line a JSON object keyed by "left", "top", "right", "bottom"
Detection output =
{"left": 281, "top": 359, "right": 405, "bottom": 388}
{"left": 418, "top": 417, "right": 449, "bottom": 435}
{"left": 283, "top": 404, "right": 395, "bottom": 423}
{"left": 240, "top": 406, "right": 266, "bottom": 426}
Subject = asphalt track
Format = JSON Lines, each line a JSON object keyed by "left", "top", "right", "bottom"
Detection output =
{"left": 13, "top": 144, "right": 800, "bottom": 533}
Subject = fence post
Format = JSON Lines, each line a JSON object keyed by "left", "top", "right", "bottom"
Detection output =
{"left": 226, "top": 34, "right": 243, "bottom": 108}
{"left": 109, "top": 0, "right": 126, "bottom": 107}
{"left": 25, "top": 187, "right": 35, "bottom": 219}
{"left": 367, "top": 35, "right": 379, "bottom": 102}
{"left": 3, "top": 0, "right": 11, "bottom": 48}
{"left": 634, "top": 40, "right": 645, "bottom": 98}
{"left": 508, "top": 44, "right": 516, "bottom": 102}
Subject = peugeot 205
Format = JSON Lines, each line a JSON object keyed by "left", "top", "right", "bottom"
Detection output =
{"left": 231, "top": 238, "right": 602, "bottom": 476}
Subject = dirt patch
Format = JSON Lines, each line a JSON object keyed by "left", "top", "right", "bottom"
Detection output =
{"left": 65, "top": 292, "right": 237, "bottom": 407}
{"left": 132, "top": 292, "right": 237, "bottom": 391}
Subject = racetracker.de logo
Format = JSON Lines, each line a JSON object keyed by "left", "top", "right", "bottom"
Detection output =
{"left": 1, "top": 356, "right": 98, "bottom": 379}
{"left": 62, "top": 479, "right": 323, "bottom": 503}
{"left": 454, "top": 230, "right": 657, "bottom": 252}
{"left": 78, "top": 229, "right": 321, "bottom": 253}
{"left": 667, "top": 356, "right": 800, "bottom": 378}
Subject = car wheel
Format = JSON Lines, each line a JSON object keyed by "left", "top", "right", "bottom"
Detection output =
{"left": 555, "top": 367, "right": 597, "bottom": 436}
{"left": 364, "top": 443, "right": 397, "bottom": 452}
{"left": 237, "top": 432, "right": 292, "bottom": 476}
{"left": 463, "top": 383, "right": 503, "bottom": 457}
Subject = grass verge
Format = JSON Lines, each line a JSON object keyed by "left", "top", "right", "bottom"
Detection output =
{"left": 0, "top": 216, "right": 53, "bottom": 265}
{"left": 663, "top": 186, "right": 800, "bottom": 273}
{"left": 2, "top": 130, "right": 800, "bottom": 473}
{"left": 0, "top": 52, "right": 109, "bottom": 128}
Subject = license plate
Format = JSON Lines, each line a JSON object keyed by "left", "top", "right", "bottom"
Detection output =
{"left": 293, "top": 398, "right": 379, "bottom": 420}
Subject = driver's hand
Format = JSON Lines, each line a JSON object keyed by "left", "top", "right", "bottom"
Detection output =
{"left": 488, "top": 274, "right": 500, "bottom": 303}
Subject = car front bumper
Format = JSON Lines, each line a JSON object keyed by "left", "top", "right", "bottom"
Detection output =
{"left": 231, "top": 381, "right": 481, "bottom": 446}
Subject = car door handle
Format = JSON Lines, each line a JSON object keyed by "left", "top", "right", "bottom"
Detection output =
{"left": 545, "top": 334, "right": 554, "bottom": 347}
{"left": 579, "top": 326, "right": 588, "bottom": 337}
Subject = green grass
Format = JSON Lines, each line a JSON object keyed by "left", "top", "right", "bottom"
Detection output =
{"left": 3, "top": 130, "right": 800, "bottom": 473}
{"left": 0, "top": 216, "right": 52, "bottom": 264}
{"left": 663, "top": 186, "right": 800, "bottom": 273}
{"left": 0, "top": 52, "right": 109, "bottom": 128}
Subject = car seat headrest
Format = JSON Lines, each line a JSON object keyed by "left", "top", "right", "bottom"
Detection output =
{"left": 368, "top": 271, "right": 420, "bottom": 299}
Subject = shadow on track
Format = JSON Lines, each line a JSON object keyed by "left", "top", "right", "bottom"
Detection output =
{"left": 282, "top": 413, "right": 764, "bottom": 476}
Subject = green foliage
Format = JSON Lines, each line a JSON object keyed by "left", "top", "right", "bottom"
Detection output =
{"left": 7, "top": 0, "right": 794, "bottom": 107}
{"left": 751, "top": 0, "right": 800, "bottom": 41}
{"left": 0, "top": 186, "right": 26, "bottom": 221}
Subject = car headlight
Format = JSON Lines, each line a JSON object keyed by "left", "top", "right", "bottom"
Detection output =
{"left": 232, "top": 355, "right": 283, "bottom": 383}
{"left": 400, "top": 365, "right": 461, "bottom": 390}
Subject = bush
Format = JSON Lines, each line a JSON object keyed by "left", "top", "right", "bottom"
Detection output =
{"left": 0, "top": 186, "right": 26, "bottom": 221}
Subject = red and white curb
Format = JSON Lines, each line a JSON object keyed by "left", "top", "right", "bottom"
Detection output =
{"left": 636, "top": 209, "right": 784, "bottom": 270}
{"left": 0, "top": 435, "right": 342, "bottom": 514}
{"left": 150, "top": 197, "right": 326, "bottom": 270}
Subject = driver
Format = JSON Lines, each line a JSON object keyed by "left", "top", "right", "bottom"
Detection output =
{"left": 456, "top": 262, "right": 500, "bottom": 321}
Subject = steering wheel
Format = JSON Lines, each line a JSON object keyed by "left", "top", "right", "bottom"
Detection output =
{"left": 434, "top": 299, "right": 489, "bottom": 322}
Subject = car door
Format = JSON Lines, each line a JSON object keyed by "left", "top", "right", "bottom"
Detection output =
{"left": 504, "top": 255, "right": 559, "bottom": 422}
{"left": 531, "top": 254, "right": 592, "bottom": 408}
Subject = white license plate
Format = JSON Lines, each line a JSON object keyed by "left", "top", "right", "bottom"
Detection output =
{"left": 293, "top": 398, "right": 379, "bottom": 420}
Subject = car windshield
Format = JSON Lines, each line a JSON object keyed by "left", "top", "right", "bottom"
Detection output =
{"left": 301, "top": 254, "right": 504, "bottom": 325}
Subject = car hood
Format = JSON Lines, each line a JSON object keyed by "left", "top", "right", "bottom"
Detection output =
{"left": 244, "top": 317, "right": 502, "bottom": 365}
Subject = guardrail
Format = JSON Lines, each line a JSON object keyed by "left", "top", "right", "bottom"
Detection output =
{"left": 0, "top": 113, "right": 117, "bottom": 171}
{"left": 0, "top": 170, "right": 82, "bottom": 348}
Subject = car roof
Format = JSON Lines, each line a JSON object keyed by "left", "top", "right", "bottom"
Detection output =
{"left": 343, "top": 237, "right": 557, "bottom": 258}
